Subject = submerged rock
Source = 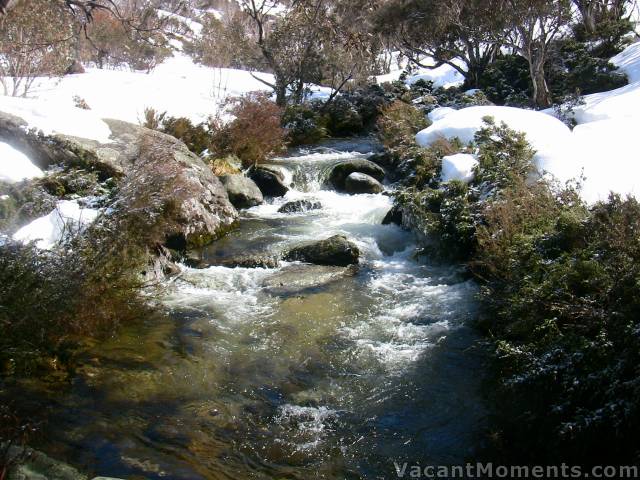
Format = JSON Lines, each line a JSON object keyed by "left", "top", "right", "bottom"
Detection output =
{"left": 220, "top": 174, "right": 263, "bottom": 209}
{"left": 4, "top": 445, "right": 88, "bottom": 480}
{"left": 328, "top": 159, "right": 385, "bottom": 191}
{"left": 284, "top": 235, "right": 360, "bottom": 266}
{"left": 248, "top": 165, "right": 289, "bottom": 197}
{"left": 263, "top": 263, "right": 357, "bottom": 296}
{"left": 344, "top": 172, "right": 384, "bottom": 194}
{"left": 278, "top": 199, "right": 322, "bottom": 214}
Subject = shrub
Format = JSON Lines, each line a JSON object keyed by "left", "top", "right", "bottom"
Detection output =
{"left": 282, "top": 103, "right": 328, "bottom": 146}
{"left": 209, "top": 92, "right": 286, "bottom": 168}
{"left": 159, "top": 117, "right": 211, "bottom": 156}
{"left": 376, "top": 100, "right": 429, "bottom": 155}
{"left": 321, "top": 97, "right": 364, "bottom": 137}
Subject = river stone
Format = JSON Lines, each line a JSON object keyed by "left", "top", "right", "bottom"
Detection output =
{"left": 284, "top": 235, "right": 360, "bottom": 266}
{"left": 5, "top": 445, "right": 88, "bottom": 480}
{"left": 263, "top": 264, "right": 356, "bottom": 296}
{"left": 382, "top": 204, "right": 403, "bottom": 226}
{"left": 328, "top": 159, "right": 385, "bottom": 191}
{"left": 215, "top": 254, "right": 280, "bottom": 269}
{"left": 278, "top": 199, "right": 322, "bottom": 214}
{"left": 220, "top": 174, "right": 264, "bottom": 209}
{"left": 344, "top": 172, "right": 384, "bottom": 194}
{"left": 248, "top": 165, "right": 289, "bottom": 197}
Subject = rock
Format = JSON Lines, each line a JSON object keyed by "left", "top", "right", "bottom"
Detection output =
{"left": 344, "top": 172, "right": 384, "bottom": 194}
{"left": 116, "top": 129, "right": 238, "bottom": 249}
{"left": 0, "top": 110, "right": 239, "bottom": 250}
{"left": 284, "top": 235, "right": 360, "bottom": 266}
{"left": 328, "top": 159, "right": 385, "bottom": 191}
{"left": 65, "top": 60, "right": 85, "bottom": 75}
{"left": 277, "top": 199, "right": 322, "bottom": 214}
{"left": 382, "top": 204, "right": 403, "bottom": 226}
{"left": 5, "top": 445, "right": 88, "bottom": 480}
{"left": 248, "top": 165, "right": 289, "bottom": 197}
{"left": 263, "top": 264, "right": 357, "bottom": 296}
{"left": 215, "top": 254, "right": 280, "bottom": 269}
{"left": 220, "top": 174, "right": 263, "bottom": 209}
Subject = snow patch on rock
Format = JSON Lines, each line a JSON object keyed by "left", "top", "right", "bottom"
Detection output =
{"left": 0, "top": 142, "right": 43, "bottom": 183}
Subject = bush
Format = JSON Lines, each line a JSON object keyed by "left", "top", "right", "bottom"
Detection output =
{"left": 209, "top": 92, "right": 287, "bottom": 168}
{"left": 159, "top": 117, "right": 211, "bottom": 156}
{"left": 282, "top": 103, "right": 328, "bottom": 146}
{"left": 321, "top": 97, "right": 364, "bottom": 137}
{"left": 376, "top": 100, "right": 429, "bottom": 155}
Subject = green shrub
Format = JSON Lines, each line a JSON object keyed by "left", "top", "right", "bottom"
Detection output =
{"left": 321, "top": 97, "right": 364, "bottom": 137}
{"left": 159, "top": 117, "right": 211, "bottom": 156}
{"left": 376, "top": 100, "right": 429, "bottom": 154}
{"left": 282, "top": 103, "right": 328, "bottom": 146}
{"left": 473, "top": 117, "right": 536, "bottom": 193}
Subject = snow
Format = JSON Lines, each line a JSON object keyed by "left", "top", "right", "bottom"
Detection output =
{"left": 441, "top": 153, "right": 478, "bottom": 184}
{"left": 10, "top": 54, "right": 275, "bottom": 125}
{"left": 13, "top": 200, "right": 99, "bottom": 250}
{"left": 428, "top": 107, "right": 456, "bottom": 123}
{"left": 376, "top": 58, "right": 466, "bottom": 90}
{"left": 0, "top": 95, "right": 113, "bottom": 143}
{"left": 416, "top": 106, "right": 574, "bottom": 179}
{"left": 0, "top": 142, "right": 43, "bottom": 183}
{"left": 415, "top": 41, "right": 640, "bottom": 203}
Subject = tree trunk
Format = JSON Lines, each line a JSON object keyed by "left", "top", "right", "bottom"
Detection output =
{"left": 274, "top": 79, "right": 288, "bottom": 107}
{"left": 529, "top": 54, "right": 552, "bottom": 108}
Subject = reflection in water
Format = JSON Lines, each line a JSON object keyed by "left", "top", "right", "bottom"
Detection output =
{"left": 30, "top": 146, "right": 487, "bottom": 479}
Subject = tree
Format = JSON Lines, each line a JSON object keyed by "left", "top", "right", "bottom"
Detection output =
{"left": 504, "top": 0, "right": 573, "bottom": 108}
{"left": 237, "top": 0, "right": 380, "bottom": 106}
{"left": 373, "top": 0, "right": 509, "bottom": 88}
{"left": 0, "top": 0, "right": 74, "bottom": 96}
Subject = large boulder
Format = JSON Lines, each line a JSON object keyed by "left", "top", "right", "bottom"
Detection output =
{"left": 278, "top": 199, "right": 322, "bottom": 214}
{"left": 344, "top": 172, "right": 384, "bottom": 194}
{"left": 220, "top": 174, "right": 263, "bottom": 209}
{"left": 0, "top": 111, "right": 239, "bottom": 250}
{"left": 284, "top": 235, "right": 360, "bottom": 266}
{"left": 248, "top": 165, "right": 289, "bottom": 197}
{"left": 329, "top": 159, "right": 385, "bottom": 191}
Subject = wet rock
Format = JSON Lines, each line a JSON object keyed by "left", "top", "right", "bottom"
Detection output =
{"left": 220, "top": 174, "right": 263, "bottom": 209}
{"left": 248, "top": 165, "right": 289, "bottom": 197}
{"left": 382, "top": 204, "right": 403, "bottom": 226}
{"left": 344, "top": 172, "right": 384, "bottom": 194}
{"left": 4, "top": 445, "right": 88, "bottom": 480}
{"left": 284, "top": 235, "right": 360, "bottom": 266}
{"left": 216, "top": 254, "right": 280, "bottom": 269}
{"left": 328, "top": 159, "right": 385, "bottom": 191}
{"left": 277, "top": 199, "right": 322, "bottom": 214}
{"left": 263, "top": 263, "right": 357, "bottom": 296}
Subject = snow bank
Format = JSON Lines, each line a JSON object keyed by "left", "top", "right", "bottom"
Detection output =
{"left": 0, "top": 95, "right": 112, "bottom": 143}
{"left": 0, "top": 142, "right": 43, "bottom": 183}
{"left": 441, "top": 153, "right": 478, "bottom": 183}
{"left": 416, "top": 106, "right": 574, "bottom": 179}
{"left": 11, "top": 54, "right": 275, "bottom": 125}
{"left": 428, "top": 107, "right": 456, "bottom": 123}
{"left": 612, "top": 40, "right": 640, "bottom": 83}
{"left": 13, "top": 200, "right": 99, "bottom": 250}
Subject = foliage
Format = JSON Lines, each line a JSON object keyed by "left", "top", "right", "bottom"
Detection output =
{"left": 209, "top": 92, "right": 286, "bottom": 168}
{"left": 159, "top": 117, "right": 211, "bottom": 156}
{"left": 82, "top": 4, "right": 171, "bottom": 72}
{"left": 282, "top": 102, "right": 328, "bottom": 146}
{"left": 478, "top": 54, "right": 533, "bottom": 106}
{"left": 377, "top": 100, "right": 429, "bottom": 154}
{"left": 0, "top": 0, "right": 74, "bottom": 97}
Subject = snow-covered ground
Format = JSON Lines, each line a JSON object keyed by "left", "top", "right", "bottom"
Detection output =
{"left": 1, "top": 54, "right": 275, "bottom": 125}
{"left": 416, "top": 40, "right": 640, "bottom": 203}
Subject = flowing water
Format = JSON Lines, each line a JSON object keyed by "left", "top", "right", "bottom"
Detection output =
{"left": 28, "top": 142, "right": 487, "bottom": 479}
